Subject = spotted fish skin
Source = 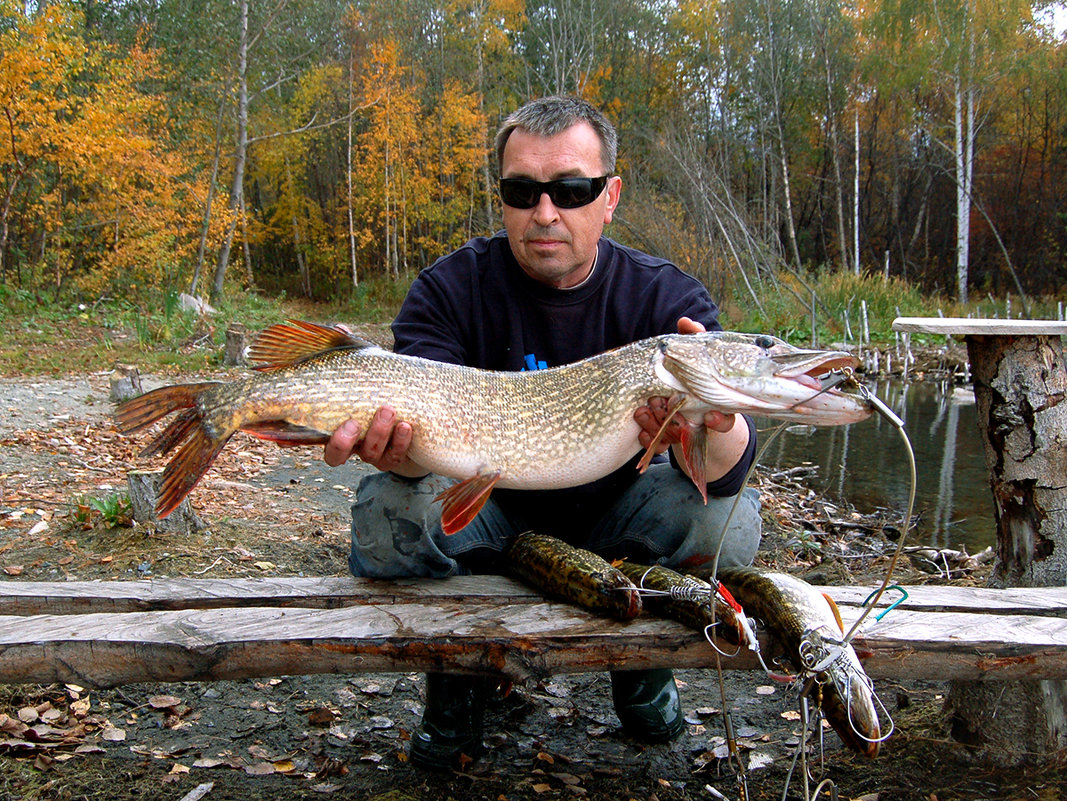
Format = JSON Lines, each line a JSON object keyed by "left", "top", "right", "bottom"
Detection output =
{"left": 116, "top": 320, "right": 869, "bottom": 530}
{"left": 713, "top": 567, "right": 881, "bottom": 758}
{"left": 506, "top": 533, "right": 641, "bottom": 621}
{"left": 617, "top": 561, "right": 749, "bottom": 646}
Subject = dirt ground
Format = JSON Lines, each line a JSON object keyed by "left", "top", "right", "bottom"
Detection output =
{"left": 1, "top": 369, "right": 1065, "bottom": 801}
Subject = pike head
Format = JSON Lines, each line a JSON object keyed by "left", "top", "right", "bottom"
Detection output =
{"left": 655, "top": 332, "right": 872, "bottom": 425}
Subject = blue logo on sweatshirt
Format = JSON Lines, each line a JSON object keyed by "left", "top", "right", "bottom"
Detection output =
{"left": 522, "top": 353, "right": 548, "bottom": 371}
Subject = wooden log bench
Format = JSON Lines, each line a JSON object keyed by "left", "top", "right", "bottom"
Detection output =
{"left": 2, "top": 575, "right": 1067, "bottom": 690}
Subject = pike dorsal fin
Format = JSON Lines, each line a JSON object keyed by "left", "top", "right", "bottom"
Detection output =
{"left": 248, "top": 320, "right": 374, "bottom": 371}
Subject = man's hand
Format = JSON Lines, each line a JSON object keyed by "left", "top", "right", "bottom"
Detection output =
{"left": 323, "top": 406, "right": 426, "bottom": 477}
{"left": 633, "top": 316, "right": 747, "bottom": 480}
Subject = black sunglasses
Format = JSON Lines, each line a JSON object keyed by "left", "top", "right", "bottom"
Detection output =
{"left": 499, "top": 175, "right": 609, "bottom": 209}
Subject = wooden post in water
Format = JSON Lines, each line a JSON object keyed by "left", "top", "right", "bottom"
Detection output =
{"left": 893, "top": 318, "right": 1067, "bottom": 765}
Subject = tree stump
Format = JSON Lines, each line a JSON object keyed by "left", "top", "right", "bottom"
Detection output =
{"left": 223, "top": 323, "right": 249, "bottom": 366}
{"left": 945, "top": 332, "right": 1067, "bottom": 764}
{"left": 127, "top": 469, "right": 205, "bottom": 535}
{"left": 109, "top": 364, "right": 143, "bottom": 403}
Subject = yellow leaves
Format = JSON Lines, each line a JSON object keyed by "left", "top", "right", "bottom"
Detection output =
{"left": 0, "top": 2, "right": 201, "bottom": 298}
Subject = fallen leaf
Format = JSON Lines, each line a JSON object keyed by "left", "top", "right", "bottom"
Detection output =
{"left": 253, "top": 561, "right": 276, "bottom": 571}
{"left": 168, "top": 764, "right": 190, "bottom": 775}
{"left": 273, "top": 759, "right": 296, "bottom": 773}
{"left": 532, "top": 783, "right": 552, "bottom": 793}
{"left": 17, "top": 707, "right": 38, "bottom": 724}
{"left": 149, "top": 695, "right": 182, "bottom": 709}
{"left": 245, "top": 761, "right": 275, "bottom": 776}
{"left": 306, "top": 707, "right": 338, "bottom": 726}
{"left": 749, "top": 751, "right": 774, "bottom": 769}
{"left": 101, "top": 727, "right": 126, "bottom": 742}
{"left": 4, "top": 565, "right": 24, "bottom": 576}
{"left": 192, "top": 757, "right": 228, "bottom": 769}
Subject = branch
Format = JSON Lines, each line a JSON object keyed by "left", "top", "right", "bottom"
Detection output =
{"left": 244, "top": 95, "right": 381, "bottom": 148}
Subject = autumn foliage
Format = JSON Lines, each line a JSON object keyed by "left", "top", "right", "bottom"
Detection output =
{"left": 0, "top": 0, "right": 1064, "bottom": 306}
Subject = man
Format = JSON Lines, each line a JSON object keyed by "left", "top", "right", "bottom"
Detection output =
{"left": 324, "top": 96, "right": 761, "bottom": 770}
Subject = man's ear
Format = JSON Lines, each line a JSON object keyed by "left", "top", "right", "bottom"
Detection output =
{"left": 603, "top": 175, "right": 622, "bottom": 224}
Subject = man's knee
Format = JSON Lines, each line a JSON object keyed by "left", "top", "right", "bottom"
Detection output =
{"left": 349, "top": 472, "right": 458, "bottom": 578}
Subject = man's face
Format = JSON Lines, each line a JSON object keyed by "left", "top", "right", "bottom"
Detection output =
{"left": 500, "top": 121, "right": 622, "bottom": 289}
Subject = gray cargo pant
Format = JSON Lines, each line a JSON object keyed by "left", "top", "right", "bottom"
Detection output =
{"left": 348, "top": 463, "right": 761, "bottom": 578}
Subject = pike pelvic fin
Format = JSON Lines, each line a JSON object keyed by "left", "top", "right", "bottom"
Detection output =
{"left": 435, "top": 470, "right": 502, "bottom": 535}
{"left": 241, "top": 421, "right": 331, "bottom": 447}
{"left": 115, "top": 383, "right": 233, "bottom": 518}
{"left": 247, "top": 320, "right": 374, "bottom": 371}
{"left": 635, "top": 395, "right": 709, "bottom": 503}
{"left": 677, "top": 422, "right": 709, "bottom": 504}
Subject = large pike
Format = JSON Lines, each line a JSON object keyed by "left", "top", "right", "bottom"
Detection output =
{"left": 714, "top": 567, "right": 882, "bottom": 758}
{"left": 116, "top": 320, "right": 870, "bottom": 532}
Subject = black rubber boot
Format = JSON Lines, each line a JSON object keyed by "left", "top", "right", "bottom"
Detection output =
{"left": 610, "top": 668, "right": 685, "bottom": 743}
{"left": 409, "top": 673, "right": 488, "bottom": 770}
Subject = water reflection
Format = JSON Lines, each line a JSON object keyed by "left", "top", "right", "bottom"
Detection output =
{"left": 756, "top": 379, "right": 996, "bottom": 551}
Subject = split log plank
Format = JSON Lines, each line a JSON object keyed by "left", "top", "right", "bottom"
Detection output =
{"left": 0, "top": 575, "right": 547, "bottom": 615}
{"left": 892, "top": 318, "right": 1067, "bottom": 336}
{"left": 2, "top": 577, "right": 1067, "bottom": 688}
{"left": 0, "top": 601, "right": 747, "bottom": 688}
{"left": 3, "top": 575, "right": 1066, "bottom": 617}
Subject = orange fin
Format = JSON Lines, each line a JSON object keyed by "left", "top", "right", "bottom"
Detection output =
{"left": 678, "top": 422, "right": 709, "bottom": 503}
{"left": 823, "top": 592, "right": 845, "bottom": 633}
{"left": 158, "top": 427, "right": 230, "bottom": 517}
{"left": 115, "top": 382, "right": 234, "bottom": 518}
{"left": 241, "top": 421, "right": 331, "bottom": 446}
{"left": 115, "top": 382, "right": 222, "bottom": 434}
{"left": 636, "top": 394, "right": 688, "bottom": 473}
{"left": 247, "top": 320, "right": 374, "bottom": 371}
{"left": 434, "top": 471, "right": 502, "bottom": 535}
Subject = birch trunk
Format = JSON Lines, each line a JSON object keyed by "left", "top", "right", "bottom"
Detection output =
{"left": 945, "top": 334, "right": 1067, "bottom": 764}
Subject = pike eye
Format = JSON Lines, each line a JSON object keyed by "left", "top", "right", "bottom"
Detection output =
{"left": 755, "top": 335, "right": 776, "bottom": 350}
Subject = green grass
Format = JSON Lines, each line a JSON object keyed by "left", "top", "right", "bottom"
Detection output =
{"left": 720, "top": 268, "right": 1064, "bottom": 347}
{"left": 0, "top": 279, "right": 408, "bottom": 376}
{"left": 0, "top": 270, "right": 1060, "bottom": 376}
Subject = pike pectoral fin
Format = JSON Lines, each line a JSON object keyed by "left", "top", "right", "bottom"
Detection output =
{"left": 435, "top": 470, "right": 502, "bottom": 535}
{"left": 241, "top": 421, "right": 331, "bottom": 447}
{"left": 636, "top": 395, "right": 688, "bottom": 473}
{"left": 678, "top": 422, "right": 709, "bottom": 504}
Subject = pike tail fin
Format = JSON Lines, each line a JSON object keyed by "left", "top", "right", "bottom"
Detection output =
{"left": 115, "top": 383, "right": 233, "bottom": 519}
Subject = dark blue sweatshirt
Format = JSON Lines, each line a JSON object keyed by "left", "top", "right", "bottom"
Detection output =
{"left": 390, "top": 233, "right": 756, "bottom": 515}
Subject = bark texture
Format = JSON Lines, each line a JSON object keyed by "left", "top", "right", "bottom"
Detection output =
{"left": 945, "top": 334, "right": 1067, "bottom": 764}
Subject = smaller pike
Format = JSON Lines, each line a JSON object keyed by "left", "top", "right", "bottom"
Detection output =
{"left": 506, "top": 533, "right": 642, "bottom": 621}
{"left": 713, "top": 567, "right": 882, "bottom": 758}
{"left": 616, "top": 561, "right": 755, "bottom": 650}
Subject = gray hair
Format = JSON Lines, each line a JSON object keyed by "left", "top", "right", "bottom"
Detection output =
{"left": 494, "top": 96, "right": 618, "bottom": 175}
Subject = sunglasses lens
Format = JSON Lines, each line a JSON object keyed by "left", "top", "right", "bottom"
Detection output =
{"left": 499, "top": 179, "right": 540, "bottom": 209}
{"left": 499, "top": 177, "right": 608, "bottom": 209}
{"left": 550, "top": 178, "right": 597, "bottom": 208}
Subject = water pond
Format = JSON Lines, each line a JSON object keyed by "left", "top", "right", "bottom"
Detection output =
{"left": 756, "top": 378, "right": 995, "bottom": 552}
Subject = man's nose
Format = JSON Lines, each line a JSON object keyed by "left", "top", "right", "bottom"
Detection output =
{"left": 531, "top": 191, "right": 561, "bottom": 225}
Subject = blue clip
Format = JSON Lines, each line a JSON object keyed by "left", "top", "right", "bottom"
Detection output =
{"left": 862, "top": 585, "right": 908, "bottom": 622}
